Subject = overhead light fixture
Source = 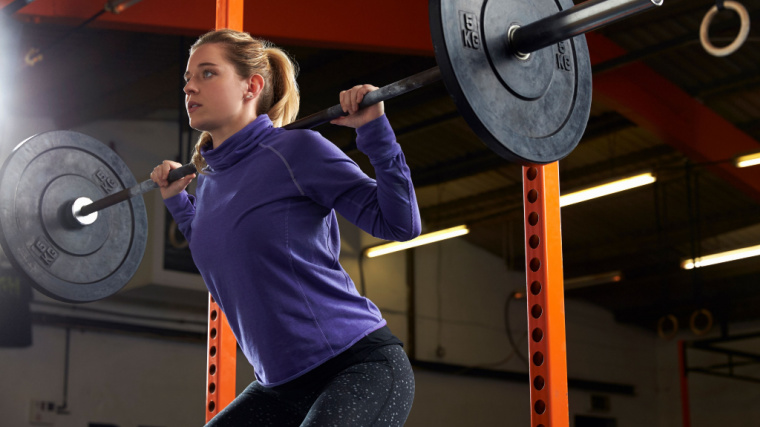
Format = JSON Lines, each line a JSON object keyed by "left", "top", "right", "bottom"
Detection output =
{"left": 364, "top": 225, "right": 469, "bottom": 258}
{"left": 560, "top": 172, "right": 656, "bottom": 207}
{"left": 681, "top": 244, "right": 760, "bottom": 269}
{"left": 734, "top": 152, "right": 760, "bottom": 168}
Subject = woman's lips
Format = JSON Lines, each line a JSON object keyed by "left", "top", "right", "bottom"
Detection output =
{"left": 187, "top": 102, "right": 202, "bottom": 114}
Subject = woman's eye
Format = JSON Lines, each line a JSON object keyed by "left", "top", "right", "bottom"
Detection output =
{"left": 203, "top": 70, "right": 214, "bottom": 78}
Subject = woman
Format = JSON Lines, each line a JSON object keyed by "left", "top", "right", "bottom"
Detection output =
{"left": 150, "top": 29, "right": 421, "bottom": 426}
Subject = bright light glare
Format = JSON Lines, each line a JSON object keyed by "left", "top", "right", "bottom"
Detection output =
{"left": 560, "top": 173, "right": 656, "bottom": 207}
{"left": 0, "top": 17, "right": 12, "bottom": 135}
{"left": 734, "top": 153, "right": 760, "bottom": 168}
{"left": 681, "top": 244, "right": 760, "bottom": 269}
{"left": 365, "top": 225, "right": 469, "bottom": 258}
{"left": 0, "top": 16, "right": 24, "bottom": 152}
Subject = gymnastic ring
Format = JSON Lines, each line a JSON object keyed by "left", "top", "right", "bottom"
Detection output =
{"left": 168, "top": 219, "right": 189, "bottom": 249}
{"left": 700, "top": 1, "right": 751, "bottom": 57}
{"left": 689, "top": 309, "right": 713, "bottom": 336}
{"left": 656, "top": 314, "right": 679, "bottom": 339}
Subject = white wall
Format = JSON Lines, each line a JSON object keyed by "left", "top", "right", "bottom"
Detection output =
{"left": 72, "top": 119, "right": 181, "bottom": 184}
{"left": 0, "top": 326, "right": 207, "bottom": 427}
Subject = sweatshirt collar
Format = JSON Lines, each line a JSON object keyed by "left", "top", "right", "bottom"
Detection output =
{"left": 202, "top": 114, "right": 273, "bottom": 171}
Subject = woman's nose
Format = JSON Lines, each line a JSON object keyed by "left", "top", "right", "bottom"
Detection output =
{"left": 184, "top": 80, "right": 198, "bottom": 95}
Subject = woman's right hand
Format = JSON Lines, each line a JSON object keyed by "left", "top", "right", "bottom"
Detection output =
{"left": 150, "top": 160, "right": 197, "bottom": 200}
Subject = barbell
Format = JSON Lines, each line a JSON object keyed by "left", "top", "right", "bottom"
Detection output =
{"left": 0, "top": 0, "right": 662, "bottom": 303}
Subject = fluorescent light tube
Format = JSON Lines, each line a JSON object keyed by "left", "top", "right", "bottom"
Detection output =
{"left": 682, "top": 244, "right": 760, "bottom": 269}
{"left": 365, "top": 225, "right": 469, "bottom": 258}
{"left": 560, "top": 172, "right": 656, "bottom": 207}
{"left": 734, "top": 152, "right": 760, "bottom": 168}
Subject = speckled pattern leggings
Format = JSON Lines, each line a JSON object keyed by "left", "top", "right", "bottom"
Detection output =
{"left": 205, "top": 345, "right": 415, "bottom": 426}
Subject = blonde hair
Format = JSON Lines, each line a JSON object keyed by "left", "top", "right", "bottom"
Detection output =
{"left": 189, "top": 29, "right": 300, "bottom": 172}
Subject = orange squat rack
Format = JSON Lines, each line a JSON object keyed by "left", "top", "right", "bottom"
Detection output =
{"left": 205, "top": 1, "right": 243, "bottom": 423}
{"left": 205, "top": 294, "right": 237, "bottom": 422}
{"left": 523, "top": 163, "right": 569, "bottom": 426}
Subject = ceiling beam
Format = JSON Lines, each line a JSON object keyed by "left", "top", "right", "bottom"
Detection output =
{"left": 8, "top": 0, "right": 433, "bottom": 54}
{"left": 587, "top": 32, "right": 760, "bottom": 204}
{"left": 687, "top": 72, "right": 760, "bottom": 101}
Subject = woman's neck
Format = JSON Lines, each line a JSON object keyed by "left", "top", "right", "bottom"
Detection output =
{"left": 210, "top": 113, "right": 259, "bottom": 149}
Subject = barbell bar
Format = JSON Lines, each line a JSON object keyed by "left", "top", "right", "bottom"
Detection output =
{"left": 75, "top": 163, "right": 196, "bottom": 218}
{"left": 0, "top": 0, "right": 663, "bottom": 303}
{"left": 509, "top": 0, "right": 663, "bottom": 54}
{"left": 73, "top": 66, "right": 443, "bottom": 219}
{"left": 72, "top": 0, "right": 661, "bottom": 221}
{"left": 291, "top": 0, "right": 660, "bottom": 129}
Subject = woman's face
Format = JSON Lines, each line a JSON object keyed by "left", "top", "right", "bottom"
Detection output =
{"left": 184, "top": 43, "right": 251, "bottom": 135}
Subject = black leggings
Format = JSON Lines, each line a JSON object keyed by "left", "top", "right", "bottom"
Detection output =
{"left": 205, "top": 345, "right": 415, "bottom": 426}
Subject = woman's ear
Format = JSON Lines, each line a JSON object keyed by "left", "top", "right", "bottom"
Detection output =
{"left": 246, "top": 74, "right": 265, "bottom": 100}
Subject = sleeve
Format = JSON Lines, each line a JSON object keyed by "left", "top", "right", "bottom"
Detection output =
{"left": 294, "top": 115, "right": 421, "bottom": 242}
{"left": 163, "top": 190, "right": 197, "bottom": 243}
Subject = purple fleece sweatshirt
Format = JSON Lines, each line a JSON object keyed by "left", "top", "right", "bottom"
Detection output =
{"left": 164, "top": 114, "right": 420, "bottom": 386}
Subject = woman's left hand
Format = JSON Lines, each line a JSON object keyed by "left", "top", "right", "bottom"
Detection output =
{"left": 330, "top": 84, "right": 384, "bottom": 128}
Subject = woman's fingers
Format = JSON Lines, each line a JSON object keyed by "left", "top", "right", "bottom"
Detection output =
{"left": 151, "top": 160, "right": 193, "bottom": 199}
{"left": 331, "top": 84, "right": 383, "bottom": 128}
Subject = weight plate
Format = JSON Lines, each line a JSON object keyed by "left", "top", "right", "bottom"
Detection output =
{"left": 429, "top": 0, "right": 592, "bottom": 164}
{"left": 0, "top": 131, "right": 147, "bottom": 303}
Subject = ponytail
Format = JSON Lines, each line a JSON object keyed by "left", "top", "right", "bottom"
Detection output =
{"left": 263, "top": 47, "right": 300, "bottom": 128}
{"left": 191, "top": 132, "right": 213, "bottom": 173}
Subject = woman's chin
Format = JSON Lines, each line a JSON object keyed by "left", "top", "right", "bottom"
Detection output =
{"left": 188, "top": 119, "right": 209, "bottom": 132}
